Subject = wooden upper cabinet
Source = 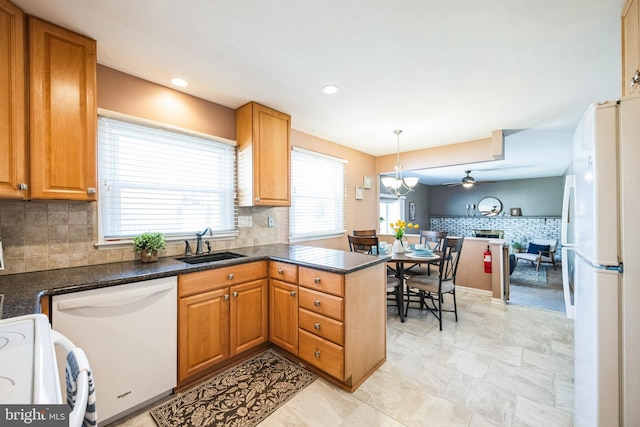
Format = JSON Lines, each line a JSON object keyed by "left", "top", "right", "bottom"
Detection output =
{"left": 236, "top": 102, "right": 291, "bottom": 207}
{"left": 0, "top": 0, "right": 27, "bottom": 199}
{"left": 28, "top": 16, "right": 97, "bottom": 200}
{"left": 623, "top": 0, "right": 640, "bottom": 96}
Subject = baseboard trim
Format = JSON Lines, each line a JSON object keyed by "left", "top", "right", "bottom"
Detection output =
{"left": 457, "top": 286, "right": 492, "bottom": 297}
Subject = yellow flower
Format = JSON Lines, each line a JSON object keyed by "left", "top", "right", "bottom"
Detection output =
{"left": 390, "top": 220, "right": 420, "bottom": 239}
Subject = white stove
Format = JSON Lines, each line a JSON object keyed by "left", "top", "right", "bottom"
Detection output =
{"left": 0, "top": 314, "right": 62, "bottom": 404}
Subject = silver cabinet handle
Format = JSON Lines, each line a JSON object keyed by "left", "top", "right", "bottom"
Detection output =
{"left": 631, "top": 70, "right": 640, "bottom": 87}
{"left": 232, "top": 291, "right": 238, "bottom": 298}
{"left": 314, "top": 322, "right": 321, "bottom": 330}
{"left": 314, "top": 277, "right": 321, "bottom": 284}
{"left": 255, "top": 197, "right": 260, "bottom": 202}
{"left": 278, "top": 268, "right": 284, "bottom": 274}
{"left": 87, "top": 188, "right": 96, "bottom": 194}
{"left": 17, "top": 183, "right": 28, "bottom": 190}
{"left": 290, "top": 290, "right": 296, "bottom": 297}
{"left": 314, "top": 300, "right": 321, "bottom": 307}
{"left": 314, "top": 350, "right": 320, "bottom": 358}
{"left": 228, "top": 273, "right": 234, "bottom": 280}
{"left": 224, "top": 294, "right": 229, "bottom": 301}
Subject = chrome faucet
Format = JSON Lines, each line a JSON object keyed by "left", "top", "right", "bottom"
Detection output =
{"left": 195, "top": 227, "right": 212, "bottom": 254}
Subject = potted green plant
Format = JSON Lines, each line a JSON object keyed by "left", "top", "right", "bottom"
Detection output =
{"left": 511, "top": 239, "right": 527, "bottom": 253}
{"left": 133, "top": 231, "right": 166, "bottom": 263}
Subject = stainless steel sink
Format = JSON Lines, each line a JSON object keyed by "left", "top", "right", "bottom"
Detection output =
{"left": 175, "top": 252, "right": 246, "bottom": 264}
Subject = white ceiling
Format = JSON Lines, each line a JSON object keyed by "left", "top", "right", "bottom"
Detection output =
{"left": 12, "top": 0, "right": 625, "bottom": 184}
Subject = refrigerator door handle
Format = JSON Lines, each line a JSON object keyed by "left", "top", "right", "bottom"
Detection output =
{"left": 561, "top": 174, "right": 575, "bottom": 246}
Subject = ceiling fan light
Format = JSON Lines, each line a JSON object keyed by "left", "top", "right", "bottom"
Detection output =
{"left": 462, "top": 181, "right": 474, "bottom": 188}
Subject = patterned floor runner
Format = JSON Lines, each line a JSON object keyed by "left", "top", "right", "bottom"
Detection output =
{"left": 150, "top": 350, "right": 316, "bottom": 427}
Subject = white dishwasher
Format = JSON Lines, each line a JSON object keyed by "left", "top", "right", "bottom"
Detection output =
{"left": 52, "top": 276, "right": 177, "bottom": 425}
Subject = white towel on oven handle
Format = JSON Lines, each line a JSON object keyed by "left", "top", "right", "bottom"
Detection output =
{"left": 66, "top": 347, "right": 97, "bottom": 427}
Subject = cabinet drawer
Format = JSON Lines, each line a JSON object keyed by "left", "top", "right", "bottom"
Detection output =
{"left": 299, "top": 308, "right": 344, "bottom": 345}
{"left": 299, "top": 329, "right": 344, "bottom": 380}
{"left": 179, "top": 261, "right": 267, "bottom": 297}
{"left": 298, "top": 287, "right": 343, "bottom": 321}
{"left": 299, "top": 267, "right": 344, "bottom": 297}
{"left": 269, "top": 261, "right": 298, "bottom": 283}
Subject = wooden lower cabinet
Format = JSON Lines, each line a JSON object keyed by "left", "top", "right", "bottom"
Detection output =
{"left": 178, "top": 288, "right": 229, "bottom": 380}
{"left": 230, "top": 279, "right": 268, "bottom": 355}
{"left": 178, "top": 259, "right": 386, "bottom": 392}
{"left": 269, "top": 279, "right": 298, "bottom": 355}
{"left": 295, "top": 263, "right": 387, "bottom": 391}
{"left": 178, "top": 261, "right": 267, "bottom": 383}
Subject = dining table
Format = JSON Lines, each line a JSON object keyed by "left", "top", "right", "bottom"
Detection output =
{"left": 386, "top": 249, "right": 441, "bottom": 322}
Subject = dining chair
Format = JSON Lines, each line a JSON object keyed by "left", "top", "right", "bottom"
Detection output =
{"left": 405, "top": 230, "right": 447, "bottom": 276}
{"left": 404, "top": 236, "right": 464, "bottom": 330}
{"left": 347, "top": 235, "right": 401, "bottom": 316}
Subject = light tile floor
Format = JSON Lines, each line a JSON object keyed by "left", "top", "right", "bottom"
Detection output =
{"left": 111, "top": 291, "right": 574, "bottom": 427}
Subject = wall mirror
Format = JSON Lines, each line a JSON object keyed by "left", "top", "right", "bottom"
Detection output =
{"left": 478, "top": 197, "right": 502, "bottom": 216}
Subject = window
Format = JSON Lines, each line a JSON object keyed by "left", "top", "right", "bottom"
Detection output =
{"left": 97, "top": 115, "right": 236, "bottom": 243}
{"left": 379, "top": 195, "right": 405, "bottom": 234}
{"left": 290, "top": 148, "right": 346, "bottom": 241}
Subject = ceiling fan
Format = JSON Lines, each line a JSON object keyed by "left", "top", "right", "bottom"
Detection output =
{"left": 442, "top": 170, "right": 496, "bottom": 188}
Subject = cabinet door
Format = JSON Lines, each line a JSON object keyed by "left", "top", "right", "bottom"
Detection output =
{"left": 230, "top": 278, "right": 268, "bottom": 355}
{"left": 236, "top": 102, "right": 291, "bottom": 207}
{"left": 28, "top": 17, "right": 97, "bottom": 200}
{"left": 269, "top": 279, "right": 298, "bottom": 355}
{"left": 0, "top": 0, "right": 27, "bottom": 199}
{"left": 178, "top": 288, "right": 229, "bottom": 381}
{"left": 623, "top": 0, "right": 640, "bottom": 96}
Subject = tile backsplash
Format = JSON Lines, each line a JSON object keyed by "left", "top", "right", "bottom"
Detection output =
{"left": 0, "top": 200, "right": 288, "bottom": 275}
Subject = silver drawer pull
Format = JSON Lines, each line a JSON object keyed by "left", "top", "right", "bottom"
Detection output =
{"left": 87, "top": 187, "right": 96, "bottom": 194}
{"left": 314, "top": 277, "right": 321, "bottom": 284}
{"left": 224, "top": 294, "right": 229, "bottom": 301}
{"left": 278, "top": 268, "right": 284, "bottom": 274}
{"left": 314, "top": 300, "right": 321, "bottom": 307}
{"left": 314, "top": 322, "right": 321, "bottom": 330}
{"left": 228, "top": 273, "right": 234, "bottom": 280}
{"left": 314, "top": 350, "right": 320, "bottom": 358}
{"left": 290, "top": 291, "right": 296, "bottom": 297}
{"left": 232, "top": 291, "right": 238, "bottom": 298}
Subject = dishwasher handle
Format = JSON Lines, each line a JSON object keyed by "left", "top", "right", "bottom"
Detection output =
{"left": 55, "top": 280, "right": 175, "bottom": 311}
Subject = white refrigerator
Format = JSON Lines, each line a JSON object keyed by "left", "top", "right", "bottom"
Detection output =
{"left": 568, "top": 95, "right": 640, "bottom": 426}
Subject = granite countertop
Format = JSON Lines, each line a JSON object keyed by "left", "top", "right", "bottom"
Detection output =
{"left": 0, "top": 243, "right": 388, "bottom": 319}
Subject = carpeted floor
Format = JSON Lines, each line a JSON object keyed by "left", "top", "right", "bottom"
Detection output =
{"left": 150, "top": 350, "right": 316, "bottom": 427}
{"left": 509, "top": 263, "right": 566, "bottom": 313}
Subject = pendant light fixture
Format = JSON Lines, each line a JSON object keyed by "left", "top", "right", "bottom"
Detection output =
{"left": 381, "top": 130, "right": 419, "bottom": 197}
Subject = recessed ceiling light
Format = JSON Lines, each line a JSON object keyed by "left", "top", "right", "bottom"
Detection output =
{"left": 170, "top": 77, "right": 189, "bottom": 87}
{"left": 321, "top": 85, "right": 339, "bottom": 95}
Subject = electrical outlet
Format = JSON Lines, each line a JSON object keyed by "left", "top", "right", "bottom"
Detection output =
{"left": 238, "top": 216, "right": 252, "bottom": 227}
{"left": 268, "top": 217, "right": 274, "bottom": 227}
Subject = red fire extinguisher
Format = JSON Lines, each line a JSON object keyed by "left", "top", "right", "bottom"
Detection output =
{"left": 484, "top": 246, "right": 492, "bottom": 274}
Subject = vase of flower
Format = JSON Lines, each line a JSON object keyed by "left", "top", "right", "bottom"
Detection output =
{"left": 390, "top": 220, "right": 419, "bottom": 253}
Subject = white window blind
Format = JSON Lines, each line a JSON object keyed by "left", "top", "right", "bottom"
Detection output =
{"left": 98, "top": 116, "right": 236, "bottom": 241}
{"left": 290, "top": 147, "right": 346, "bottom": 241}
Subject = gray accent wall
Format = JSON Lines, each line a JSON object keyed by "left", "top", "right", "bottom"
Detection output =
{"left": 429, "top": 176, "right": 563, "bottom": 217}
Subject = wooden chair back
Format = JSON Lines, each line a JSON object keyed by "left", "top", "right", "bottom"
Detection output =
{"left": 420, "top": 230, "right": 447, "bottom": 251}
{"left": 353, "top": 229, "right": 377, "bottom": 237}
{"left": 348, "top": 235, "right": 379, "bottom": 254}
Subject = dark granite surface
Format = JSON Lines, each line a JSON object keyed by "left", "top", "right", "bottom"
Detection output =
{"left": 0, "top": 244, "right": 388, "bottom": 319}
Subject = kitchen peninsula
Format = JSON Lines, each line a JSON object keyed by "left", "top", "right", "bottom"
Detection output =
{"left": 0, "top": 243, "right": 389, "bottom": 394}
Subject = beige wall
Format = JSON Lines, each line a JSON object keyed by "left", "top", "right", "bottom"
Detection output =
{"left": 0, "top": 66, "right": 377, "bottom": 274}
